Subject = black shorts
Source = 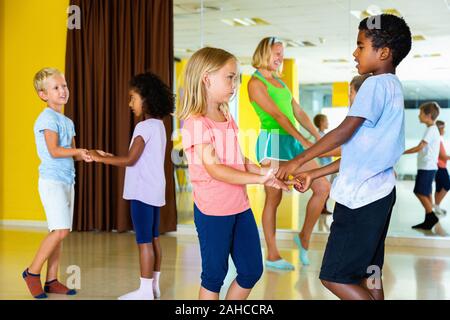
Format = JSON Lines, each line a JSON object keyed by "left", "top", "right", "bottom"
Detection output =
{"left": 414, "top": 170, "right": 437, "bottom": 196}
{"left": 435, "top": 167, "right": 450, "bottom": 192}
{"left": 319, "top": 188, "right": 396, "bottom": 285}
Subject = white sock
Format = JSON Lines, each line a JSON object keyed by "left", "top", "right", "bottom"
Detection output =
{"left": 153, "top": 272, "right": 161, "bottom": 298}
{"left": 118, "top": 278, "right": 154, "bottom": 300}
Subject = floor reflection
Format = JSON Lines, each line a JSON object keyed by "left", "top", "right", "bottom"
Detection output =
{"left": 2, "top": 227, "right": 450, "bottom": 300}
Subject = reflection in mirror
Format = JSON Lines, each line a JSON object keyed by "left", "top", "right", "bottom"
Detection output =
{"left": 173, "top": 0, "right": 450, "bottom": 241}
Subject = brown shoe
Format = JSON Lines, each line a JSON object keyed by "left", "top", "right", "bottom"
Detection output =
{"left": 44, "top": 279, "right": 77, "bottom": 295}
{"left": 22, "top": 269, "right": 47, "bottom": 299}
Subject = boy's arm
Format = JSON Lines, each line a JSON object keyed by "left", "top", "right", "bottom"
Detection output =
{"left": 318, "top": 147, "right": 341, "bottom": 158}
{"left": 44, "top": 130, "right": 86, "bottom": 159}
{"left": 404, "top": 141, "right": 427, "bottom": 154}
{"left": 90, "top": 136, "right": 145, "bottom": 167}
{"left": 276, "top": 116, "right": 365, "bottom": 180}
{"left": 292, "top": 99, "right": 321, "bottom": 141}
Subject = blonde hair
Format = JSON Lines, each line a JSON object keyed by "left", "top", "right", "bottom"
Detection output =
{"left": 251, "top": 37, "right": 284, "bottom": 73}
{"left": 33, "top": 67, "right": 64, "bottom": 93}
{"left": 177, "top": 47, "right": 237, "bottom": 120}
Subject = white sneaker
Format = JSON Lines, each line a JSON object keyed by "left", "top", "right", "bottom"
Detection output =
{"left": 434, "top": 205, "right": 447, "bottom": 216}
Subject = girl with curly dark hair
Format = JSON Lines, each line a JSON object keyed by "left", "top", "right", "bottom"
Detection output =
{"left": 89, "top": 72, "right": 174, "bottom": 300}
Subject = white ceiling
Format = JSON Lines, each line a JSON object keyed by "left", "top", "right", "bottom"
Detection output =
{"left": 174, "top": 0, "right": 450, "bottom": 86}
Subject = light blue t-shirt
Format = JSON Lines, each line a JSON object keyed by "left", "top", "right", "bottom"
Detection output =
{"left": 34, "top": 107, "right": 76, "bottom": 185}
{"left": 330, "top": 74, "right": 405, "bottom": 209}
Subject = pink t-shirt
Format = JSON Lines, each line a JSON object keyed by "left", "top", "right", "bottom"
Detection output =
{"left": 438, "top": 140, "right": 447, "bottom": 169}
{"left": 181, "top": 115, "right": 250, "bottom": 216}
{"left": 123, "top": 119, "right": 167, "bottom": 207}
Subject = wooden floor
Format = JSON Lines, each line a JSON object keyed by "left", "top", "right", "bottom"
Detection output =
{"left": 2, "top": 226, "right": 450, "bottom": 300}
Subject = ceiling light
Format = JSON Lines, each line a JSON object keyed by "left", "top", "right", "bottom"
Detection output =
{"left": 414, "top": 53, "right": 442, "bottom": 58}
{"left": 412, "top": 35, "right": 426, "bottom": 41}
{"left": 221, "top": 17, "right": 270, "bottom": 27}
{"left": 323, "top": 59, "right": 349, "bottom": 63}
{"left": 382, "top": 8, "right": 402, "bottom": 16}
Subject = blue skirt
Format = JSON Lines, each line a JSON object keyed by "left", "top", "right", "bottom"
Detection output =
{"left": 256, "top": 130, "right": 304, "bottom": 163}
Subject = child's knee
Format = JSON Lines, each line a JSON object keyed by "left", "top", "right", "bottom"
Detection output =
{"left": 313, "top": 179, "right": 331, "bottom": 196}
{"left": 53, "top": 229, "right": 70, "bottom": 241}
{"left": 236, "top": 261, "right": 263, "bottom": 289}
{"left": 201, "top": 268, "right": 228, "bottom": 293}
{"left": 266, "top": 189, "right": 282, "bottom": 204}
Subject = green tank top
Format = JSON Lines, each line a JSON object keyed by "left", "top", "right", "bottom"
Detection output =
{"left": 250, "top": 70, "right": 297, "bottom": 135}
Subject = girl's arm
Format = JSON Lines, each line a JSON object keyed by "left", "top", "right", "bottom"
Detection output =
{"left": 195, "top": 143, "right": 287, "bottom": 190}
{"left": 90, "top": 136, "right": 145, "bottom": 167}
{"left": 244, "top": 157, "right": 267, "bottom": 175}
{"left": 276, "top": 116, "right": 365, "bottom": 180}
{"left": 404, "top": 141, "right": 427, "bottom": 154}
{"left": 292, "top": 99, "right": 321, "bottom": 141}
{"left": 248, "top": 78, "right": 311, "bottom": 147}
{"left": 44, "top": 130, "right": 88, "bottom": 160}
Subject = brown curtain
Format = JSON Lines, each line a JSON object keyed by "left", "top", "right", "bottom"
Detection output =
{"left": 65, "top": 0, "right": 176, "bottom": 233}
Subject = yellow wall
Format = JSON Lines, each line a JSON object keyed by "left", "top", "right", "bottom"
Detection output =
{"left": 332, "top": 82, "right": 349, "bottom": 107}
{"left": 281, "top": 59, "right": 299, "bottom": 102}
{"left": 238, "top": 74, "right": 260, "bottom": 163}
{"left": 0, "top": 0, "right": 5, "bottom": 217}
{"left": 1, "top": 0, "right": 69, "bottom": 221}
{"left": 173, "top": 59, "right": 188, "bottom": 149}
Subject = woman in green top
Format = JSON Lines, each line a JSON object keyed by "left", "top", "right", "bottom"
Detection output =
{"left": 248, "top": 37, "right": 331, "bottom": 270}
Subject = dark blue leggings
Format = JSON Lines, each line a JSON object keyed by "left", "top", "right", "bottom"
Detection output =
{"left": 130, "top": 200, "right": 160, "bottom": 244}
{"left": 194, "top": 204, "right": 263, "bottom": 293}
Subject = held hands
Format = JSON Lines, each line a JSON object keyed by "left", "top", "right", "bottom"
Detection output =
{"left": 275, "top": 159, "right": 301, "bottom": 181}
{"left": 78, "top": 149, "right": 93, "bottom": 163}
{"left": 259, "top": 168, "right": 289, "bottom": 191}
{"left": 88, "top": 150, "right": 114, "bottom": 162}
{"left": 288, "top": 172, "right": 313, "bottom": 193}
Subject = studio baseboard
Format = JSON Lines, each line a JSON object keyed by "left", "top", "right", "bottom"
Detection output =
{"left": 0, "top": 219, "right": 47, "bottom": 229}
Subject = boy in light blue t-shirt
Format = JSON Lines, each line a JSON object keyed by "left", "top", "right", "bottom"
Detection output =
{"left": 23, "top": 68, "right": 93, "bottom": 299}
{"left": 276, "top": 14, "right": 412, "bottom": 300}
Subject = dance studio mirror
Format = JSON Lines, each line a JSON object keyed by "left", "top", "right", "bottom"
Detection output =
{"left": 173, "top": 0, "right": 450, "bottom": 241}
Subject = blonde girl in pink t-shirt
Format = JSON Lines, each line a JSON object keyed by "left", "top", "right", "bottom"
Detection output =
{"left": 178, "top": 47, "right": 288, "bottom": 300}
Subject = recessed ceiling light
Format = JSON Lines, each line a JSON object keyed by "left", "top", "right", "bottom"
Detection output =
{"left": 323, "top": 59, "right": 349, "bottom": 63}
{"left": 414, "top": 53, "right": 442, "bottom": 58}
{"left": 412, "top": 35, "right": 426, "bottom": 41}
{"left": 350, "top": 7, "right": 402, "bottom": 19}
{"left": 221, "top": 17, "right": 270, "bottom": 27}
{"left": 382, "top": 8, "right": 402, "bottom": 16}
{"left": 175, "top": 4, "right": 222, "bottom": 14}
{"left": 302, "top": 41, "right": 316, "bottom": 47}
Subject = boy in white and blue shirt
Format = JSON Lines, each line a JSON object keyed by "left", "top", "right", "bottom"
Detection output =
{"left": 404, "top": 102, "right": 441, "bottom": 230}
{"left": 276, "top": 14, "right": 412, "bottom": 300}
